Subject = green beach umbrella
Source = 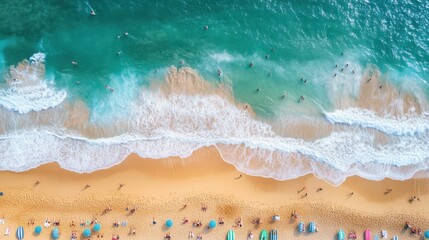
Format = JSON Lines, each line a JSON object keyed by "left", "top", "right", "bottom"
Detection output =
{"left": 424, "top": 230, "right": 429, "bottom": 238}
{"left": 209, "top": 220, "right": 216, "bottom": 228}
{"left": 51, "top": 228, "right": 59, "bottom": 239}
{"left": 166, "top": 219, "right": 173, "bottom": 228}
{"left": 83, "top": 228, "right": 91, "bottom": 237}
{"left": 93, "top": 223, "right": 101, "bottom": 232}
{"left": 34, "top": 225, "right": 42, "bottom": 234}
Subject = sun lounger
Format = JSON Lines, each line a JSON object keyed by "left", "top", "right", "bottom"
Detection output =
{"left": 0, "top": 218, "right": 4, "bottom": 224}
{"left": 121, "top": 221, "right": 127, "bottom": 227}
{"left": 4, "top": 227, "right": 10, "bottom": 235}
{"left": 392, "top": 236, "right": 398, "bottom": 240}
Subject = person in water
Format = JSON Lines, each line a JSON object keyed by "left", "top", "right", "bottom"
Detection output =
{"left": 203, "top": 25, "right": 208, "bottom": 30}
{"left": 90, "top": 10, "right": 96, "bottom": 16}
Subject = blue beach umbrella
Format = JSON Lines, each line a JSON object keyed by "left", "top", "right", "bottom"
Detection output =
{"left": 337, "top": 229, "right": 345, "bottom": 240}
{"left": 93, "top": 223, "right": 101, "bottom": 232}
{"left": 209, "top": 220, "right": 216, "bottom": 228}
{"left": 16, "top": 226, "right": 24, "bottom": 239}
{"left": 34, "top": 225, "right": 42, "bottom": 234}
{"left": 51, "top": 228, "right": 59, "bottom": 239}
{"left": 166, "top": 219, "right": 173, "bottom": 228}
{"left": 424, "top": 230, "right": 429, "bottom": 239}
{"left": 83, "top": 228, "right": 91, "bottom": 237}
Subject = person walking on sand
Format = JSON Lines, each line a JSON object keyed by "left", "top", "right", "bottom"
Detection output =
{"left": 385, "top": 187, "right": 392, "bottom": 194}
{"left": 235, "top": 174, "right": 242, "bottom": 180}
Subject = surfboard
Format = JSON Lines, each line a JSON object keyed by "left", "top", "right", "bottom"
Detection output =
{"left": 260, "top": 229, "right": 268, "bottom": 240}
{"left": 270, "top": 229, "right": 278, "bottom": 240}
{"left": 227, "top": 229, "right": 235, "bottom": 240}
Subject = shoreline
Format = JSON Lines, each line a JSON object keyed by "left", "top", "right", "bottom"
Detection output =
{"left": 1, "top": 146, "right": 428, "bottom": 239}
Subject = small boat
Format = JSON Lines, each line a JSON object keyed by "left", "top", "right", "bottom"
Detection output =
{"left": 227, "top": 229, "right": 235, "bottom": 240}
{"left": 270, "top": 229, "right": 278, "bottom": 240}
{"left": 337, "top": 229, "right": 345, "bottom": 240}
{"left": 16, "top": 226, "right": 24, "bottom": 239}
{"left": 298, "top": 222, "right": 305, "bottom": 233}
{"left": 260, "top": 229, "right": 268, "bottom": 240}
{"left": 364, "top": 228, "right": 371, "bottom": 240}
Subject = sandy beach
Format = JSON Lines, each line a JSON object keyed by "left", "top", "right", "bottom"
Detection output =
{"left": 0, "top": 146, "right": 428, "bottom": 240}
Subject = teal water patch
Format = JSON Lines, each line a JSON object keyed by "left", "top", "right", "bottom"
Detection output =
{"left": 0, "top": 0, "right": 428, "bottom": 118}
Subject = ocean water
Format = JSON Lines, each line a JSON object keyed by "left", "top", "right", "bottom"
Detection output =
{"left": 0, "top": 0, "right": 428, "bottom": 185}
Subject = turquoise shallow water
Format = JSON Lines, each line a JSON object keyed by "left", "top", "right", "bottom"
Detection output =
{"left": 1, "top": 0, "right": 428, "bottom": 117}
{"left": 0, "top": 0, "right": 429, "bottom": 184}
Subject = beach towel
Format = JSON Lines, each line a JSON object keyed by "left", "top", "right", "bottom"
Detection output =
{"left": 0, "top": 218, "right": 4, "bottom": 224}
{"left": 4, "top": 227, "right": 10, "bottom": 235}
{"left": 44, "top": 220, "right": 51, "bottom": 228}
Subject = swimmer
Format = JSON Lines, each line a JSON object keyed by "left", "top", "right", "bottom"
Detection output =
{"left": 351, "top": 70, "right": 355, "bottom": 74}
{"left": 303, "top": 79, "right": 307, "bottom": 83}
{"left": 271, "top": 48, "right": 275, "bottom": 52}
{"left": 124, "top": 32, "right": 129, "bottom": 36}
{"left": 340, "top": 68, "right": 344, "bottom": 72}
{"left": 281, "top": 93, "right": 286, "bottom": 99}
{"left": 203, "top": 25, "right": 208, "bottom": 30}
{"left": 265, "top": 54, "right": 270, "bottom": 59}
{"left": 90, "top": 10, "right": 96, "bottom": 16}
{"left": 217, "top": 68, "right": 222, "bottom": 76}
{"left": 72, "top": 61, "right": 78, "bottom": 66}
{"left": 117, "top": 35, "right": 121, "bottom": 39}
{"left": 256, "top": 88, "right": 260, "bottom": 92}
{"left": 249, "top": 62, "right": 254, "bottom": 68}
{"left": 299, "top": 95, "right": 305, "bottom": 102}
{"left": 180, "top": 59, "right": 184, "bottom": 65}
{"left": 333, "top": 73, "right": 337, "bottom": 77}
{"left": 117, "top": 51, "right": 123, "bottom": 55}
{"left": 76, "top": 81, "right": 80, "bottom": 85}
{"left": 345, "top": 63, "right": 349, "bottom": 67}
{"left": 267, "top": 72, "right": 271, "bottom": 77}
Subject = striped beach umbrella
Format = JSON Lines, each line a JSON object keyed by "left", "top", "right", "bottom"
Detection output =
{"left": 16, "top": 226, "right": 24, "bottom": 239}
{"left": 34, "top": 225, "right": 42, "bottom": 234}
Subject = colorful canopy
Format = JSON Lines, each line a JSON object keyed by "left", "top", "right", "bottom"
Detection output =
{"left": 93, "top": 223, "right": 101, "bottom": 232}
{"left": 308, "top": 222, "right": 316, "bottom": 233}
{"left": 166, "top": 219, "right": 173, "bottom": 228}
{"left": 16, "top": 226, "right": 24, "bottom": 239}
{"left": 83, "top": 228, "right": 91, "bottom": 237}
{"left": 209, "top": 220, "right": 216, "bottom": 228}
{"left": 51, "top": 228, "right": 59, "bottom": 239}
{"left": 425, "top": 230, "right": 429, "bottom": 238}
{"left": 338, "top": 229, "right": 345, "bottom": 240}
{"left": 35, "top": 225, "right": 42, "bottom": 234}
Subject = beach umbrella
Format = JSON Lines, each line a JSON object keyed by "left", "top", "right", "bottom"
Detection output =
{"left": 16, "top": 226, "right": 24, "bottom": 239}
{"left": 308, "top": 222, "right": 316, "bottom": 233}
{"left": 424, "top": 230, "right": 429, "bottom": 239}
{"left": 51, "top": 228, "right": 59, "bottom": 239}
{"left": 166, "top": 219, "right": 173, "bottom": 228}
{"left": 83, "top": 228, "right": 91, "bottom": 237}
{"left": 93, "top": 223, "right": 101, "bottom": 232}
{"left": 34, "top": 225, "right": 42, "bottom": 234}
{"left": 209, "top": 220, "right": 216, "bottom": 228}
{"left": 337, "top": 229, "right": 345, "bottom": 240}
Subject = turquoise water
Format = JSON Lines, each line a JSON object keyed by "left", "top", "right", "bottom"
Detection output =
{"left": 1, "top": 0, "right": 428, "bottom": 117}
{"left": 0, "top": 0, "right": 429, "bottom": 184}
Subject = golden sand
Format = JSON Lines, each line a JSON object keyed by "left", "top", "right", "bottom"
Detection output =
{"left": 0, "top": 147, "right": 428, "bottom": 240}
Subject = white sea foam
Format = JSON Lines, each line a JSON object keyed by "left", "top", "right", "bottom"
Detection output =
{"left": 325, "top": 108, "right": 429, "bottom": 135}
{"left": 0, "top": 53, "right": 67, "bottom": 114}
{"left": 0, "top": 91, "right": 428, "bottom": 185}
